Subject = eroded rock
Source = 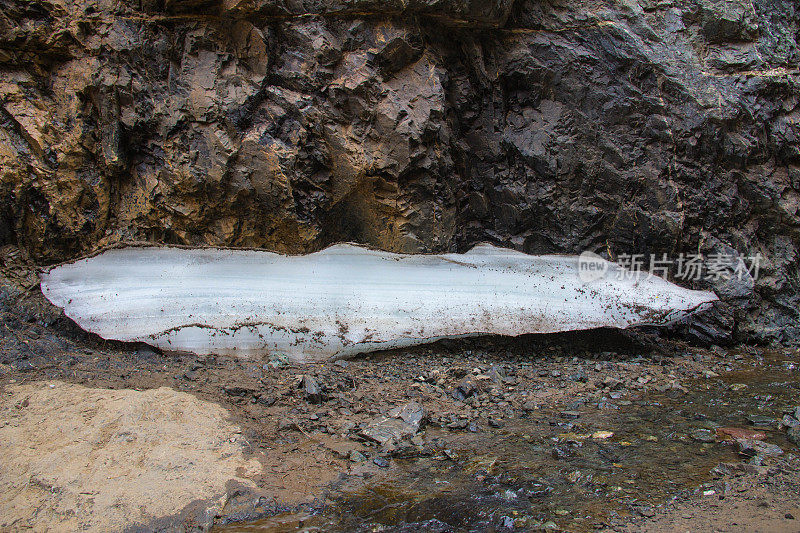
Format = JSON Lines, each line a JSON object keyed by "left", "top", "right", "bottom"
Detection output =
{"left": 1, "top": 0, "right": 799, "bottom": 345}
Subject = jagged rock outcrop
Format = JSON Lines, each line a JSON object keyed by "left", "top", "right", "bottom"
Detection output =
{"left": 0, "top": 0, "right": 798, "bottom": 343}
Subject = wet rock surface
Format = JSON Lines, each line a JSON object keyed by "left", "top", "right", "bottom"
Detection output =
{"left": 1, "top": 0, "right": 799, "bottom": 343}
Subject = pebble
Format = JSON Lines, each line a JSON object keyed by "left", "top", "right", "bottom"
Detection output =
{"left": 690, "top": 429, "right": 716, "bottom": 443}
{"left": 372, "top": 456, "right": 390, "bottom": 468}
{"left": 10, "top": 359, "right": 34, "bottom": 372}
{"left": 552, "top": 446, "right": 578, "bottom": 460}
{"left": 447, "top": 419, "right": 469, "bottom": 430}
{"left": 443, "top": 449, "right": 459, "bottom": 461}
{"left": 716, "top": 427, "right": 765, "bottom": 441}
{"left": 299, "top": 375, "right": 322, "bottom": 404}
{"left": 782, "top": 415, "right": 799, "bottom": 429}
{"left": 787, "top": 427, "right": 800, "bottom": 446}
{"left": 488, "top": 417, "right": 504, "bottom": 428}
{"left": 736, "top": 438, "right": 784, "bottom": 457}
{"left": 747, "top": 414, "right": 776, "bottom": 427}
{"left": 349, "top": 450, "right": 367, "bottom": 462}
{"left": 453, "top": 377, "right": 477, "bottom": 401}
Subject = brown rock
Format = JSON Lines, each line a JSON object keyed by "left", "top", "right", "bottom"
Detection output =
{"left": 716, "top": 427, "right": 767, "bottom": 441}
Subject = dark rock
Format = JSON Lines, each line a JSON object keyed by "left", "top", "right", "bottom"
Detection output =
{"left": 636, "top": 506, "right": 656, "bottom": 518}
{"left": 453, "top": 377, "right": 478, "bottom": 401}
{"left": 257, "top": 395, "right": 277, "bottom": 407}
{"left": 372, "top": 456, "right": 390, "bottom": 468}
{"left": 781, "top": 415, "right": 799, "bottom": 429}
{"left": 690, "top": 429, "right": 717, "bottom": 443}
{"left": 698, "top": 0, "right": 760, "bottom": 44}
{"left": 747, "top": 414, "right": 778, "bottom": 428}
{"left": 389, "top": 401, "right": 425, "bottom": 427}
{"left": 9, "top": 359, "right": 34, "bottom": 372}
{"left": 711, "top": 462, "right": 766, "bottom": 477}
{"left": 487, "top": 365, "right": 506, "bottom": 384}
{"left": 447, "top": 418, "right": 469, "bottom": 430}
{"left": 735, "top": 439, "right": 784, "bottom": 457}
{"left": 443, "top": 449, "right": 459, "bottom": 461}
{"left": 134, "top": 346, "right": 162, "bottom": 364}
{"left": 359, "top": 401, "right": 424, "bottom": 445}
{"left": 551, "top": 446, "right": 577, "bottom": 460}
{"left": 299, "top": 374, "right": 323, "bottom": 404}
{"left": 277, "top": 419, "right": 298, "bottom": 432}
{"left": 487, "top": 417, "right": 503, "bottom": 428}
{"left": 603, "top": 377, "right": 623, "bottom": 391}
{"left": 223, "top": 386, "right": 257, "bottom": 398}
{"left": 349, "top": 450, "right": 367, "bottom": 462}
{"left": 787, "top": 427, "right": 800, "bottom": 447}
{"left": 570, "top": 373, "right": 588, "bottom": 383}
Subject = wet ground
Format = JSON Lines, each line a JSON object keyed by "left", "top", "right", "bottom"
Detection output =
{"left": 217, "top": 352, "right": 800, "bottom": 532}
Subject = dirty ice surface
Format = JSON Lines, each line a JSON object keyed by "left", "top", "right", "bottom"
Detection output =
{"left": 40, "top": 244, "right": 717, "bottom": 362}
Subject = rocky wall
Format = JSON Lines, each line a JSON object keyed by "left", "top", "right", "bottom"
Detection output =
{"left": 0, "top": 0, "right": 798, "bottom": 343}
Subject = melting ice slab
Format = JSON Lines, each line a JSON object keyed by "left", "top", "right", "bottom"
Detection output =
{"left": 40, "top": 244, "right": 717, "bottom": 362}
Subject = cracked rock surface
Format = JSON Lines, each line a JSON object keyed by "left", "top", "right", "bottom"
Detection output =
{"left": 0, "top": 0, "right": 798, "bottom": 343}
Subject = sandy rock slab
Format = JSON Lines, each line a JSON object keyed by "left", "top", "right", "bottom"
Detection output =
{"left": 0, "top": 381, "right": 263, "bottom": 532}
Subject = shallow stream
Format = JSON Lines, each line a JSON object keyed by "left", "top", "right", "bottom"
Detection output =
{"left": 220, "top": 352, "right": 799, "bottom": 532}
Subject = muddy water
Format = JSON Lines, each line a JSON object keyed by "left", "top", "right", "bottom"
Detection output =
{"left": 221, "top": 353, "right": 799, "bottom": 532}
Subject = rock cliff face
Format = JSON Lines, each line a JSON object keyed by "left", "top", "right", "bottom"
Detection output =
{"left": 0, "top": 0, "right": 798, "bottom": 343}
